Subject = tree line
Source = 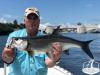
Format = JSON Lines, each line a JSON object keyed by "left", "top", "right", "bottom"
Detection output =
{"left": 0, "top": 20, "right": 25, "bottom": 35}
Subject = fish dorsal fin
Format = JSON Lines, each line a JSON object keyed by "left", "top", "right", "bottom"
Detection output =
{"left": 52, "top": 25, "right": 60, "bottom": 35}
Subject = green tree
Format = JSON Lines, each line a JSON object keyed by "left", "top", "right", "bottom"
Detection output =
{"left": 13, "top": 19, "right": 20, "bottom": 29}
{"left": 13, "top": 19, "right": 18, "bottom": 25}
{"left": 77, "top": 22, "right": 82, "bottom": 26}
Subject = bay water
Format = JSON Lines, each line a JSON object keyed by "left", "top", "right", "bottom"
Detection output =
{"left": 0, "top": 33, "right": 100, "bottom": 75}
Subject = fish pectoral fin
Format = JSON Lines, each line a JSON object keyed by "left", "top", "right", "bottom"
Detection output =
{"left": 63, "top": 50, "right": 70, "bottom": 55}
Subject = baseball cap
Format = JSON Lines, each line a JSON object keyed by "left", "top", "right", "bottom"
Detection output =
{"left": 24, "top": 7, "right": 40, "bottom": 17}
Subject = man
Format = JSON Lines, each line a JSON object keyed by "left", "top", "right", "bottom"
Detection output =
{"left": 2, "top": 7, "right": 62, "bottom": 75}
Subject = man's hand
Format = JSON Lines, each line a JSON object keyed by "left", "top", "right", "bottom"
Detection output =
{"left": 45, "top": 42, "right": 62, "bottom": 67}
{"left": 2, "top": 47, "right": 15, "bottom": 64}
{"left": 52, "top": 42, "right": 62, "bottom": 62}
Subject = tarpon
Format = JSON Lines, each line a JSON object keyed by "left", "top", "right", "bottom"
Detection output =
{"left": 11, "top": 26, "right": 94, "bottom": 59}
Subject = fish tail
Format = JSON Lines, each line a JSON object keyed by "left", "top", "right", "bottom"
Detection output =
{"left": 81, "top": 40, "right": 94, "bottom": 59}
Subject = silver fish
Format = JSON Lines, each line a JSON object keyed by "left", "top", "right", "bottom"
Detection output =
{"left": 11, "top": 26, "right": 94, "bottom": 59}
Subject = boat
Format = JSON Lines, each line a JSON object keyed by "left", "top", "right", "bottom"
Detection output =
{"left": 48, "top": 65, "right": 73, "bottom": 75}
{"left": 0, "top": 64, "right": 73, "bottom": 75}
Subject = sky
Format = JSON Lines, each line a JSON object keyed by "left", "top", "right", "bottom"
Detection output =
{"left": 0, "top": 0, "right": 100, "bottom": 26}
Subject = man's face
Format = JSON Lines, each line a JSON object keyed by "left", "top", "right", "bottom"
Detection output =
{"left": 24, "top": 13, "right": 40, "bottom": 35}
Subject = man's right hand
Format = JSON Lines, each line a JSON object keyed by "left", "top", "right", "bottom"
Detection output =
{"left": 2, "top": 47, "right": 15, "bottom": 64}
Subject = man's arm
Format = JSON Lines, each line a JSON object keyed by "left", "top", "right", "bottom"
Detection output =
{"left": 45, "top": 42, "right": 62, "bottom": 68}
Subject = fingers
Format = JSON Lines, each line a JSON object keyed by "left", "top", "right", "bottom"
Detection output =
{"left": 52, "top": 42, "right": 62, "bottom": 52}
{"left": 52, "top": 42, "right": 62, "bottom": 61}
{"left": 2, "top": 47, "right": 15, "bottom": 64}
{"left": 3, "top": 47, "right": 15, "bottom": 57}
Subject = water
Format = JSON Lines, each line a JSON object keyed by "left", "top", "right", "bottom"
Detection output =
{"left": 0, "top": 36, "right": 8, "bottom": 67}
{"left": 1, "top": 33, "right": 100, "bottom": 75}
{"left": 58, "top": 33, "right": 100, "bottom": 75}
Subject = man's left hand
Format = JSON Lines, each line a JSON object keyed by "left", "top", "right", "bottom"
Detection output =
{"left": 52, "top": 42, "right": 62, "bottom": 62}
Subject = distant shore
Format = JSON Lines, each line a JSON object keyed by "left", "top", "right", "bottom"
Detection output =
{"left": 0, "top": 22, "right": 24, "bottom": 35}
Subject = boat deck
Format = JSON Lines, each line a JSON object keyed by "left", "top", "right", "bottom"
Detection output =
{"left": 0, "top": 66, "right": 73, "bottom": 75}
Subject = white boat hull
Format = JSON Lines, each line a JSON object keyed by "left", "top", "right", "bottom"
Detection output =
{"left": 0, "top": 66, "right": 73, "bottom": 75}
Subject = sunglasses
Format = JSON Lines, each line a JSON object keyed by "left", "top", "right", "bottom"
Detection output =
{"left": 27, "top": 13, "right": 39, "bottom": 20}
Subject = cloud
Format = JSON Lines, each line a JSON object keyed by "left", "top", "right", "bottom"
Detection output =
{"left": 3, "top": 14, "right": 19, "bottom": 19}
{"left": 3, "top": 14, "right": 12, "bottom": 18}
{"left": 39, "top": 22, "right": 52, "bottom": 30}
{"left": 39, "top": 22, "right": 72, "bottom": 30}
{"left": 39, "top": 22, "right": 76, "bottom": 30}
{"left": 0, "top": 14, "right": 21, "bottom": 23}
{"left": 0, "top": 18, "right": 7, "bottom": 23}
